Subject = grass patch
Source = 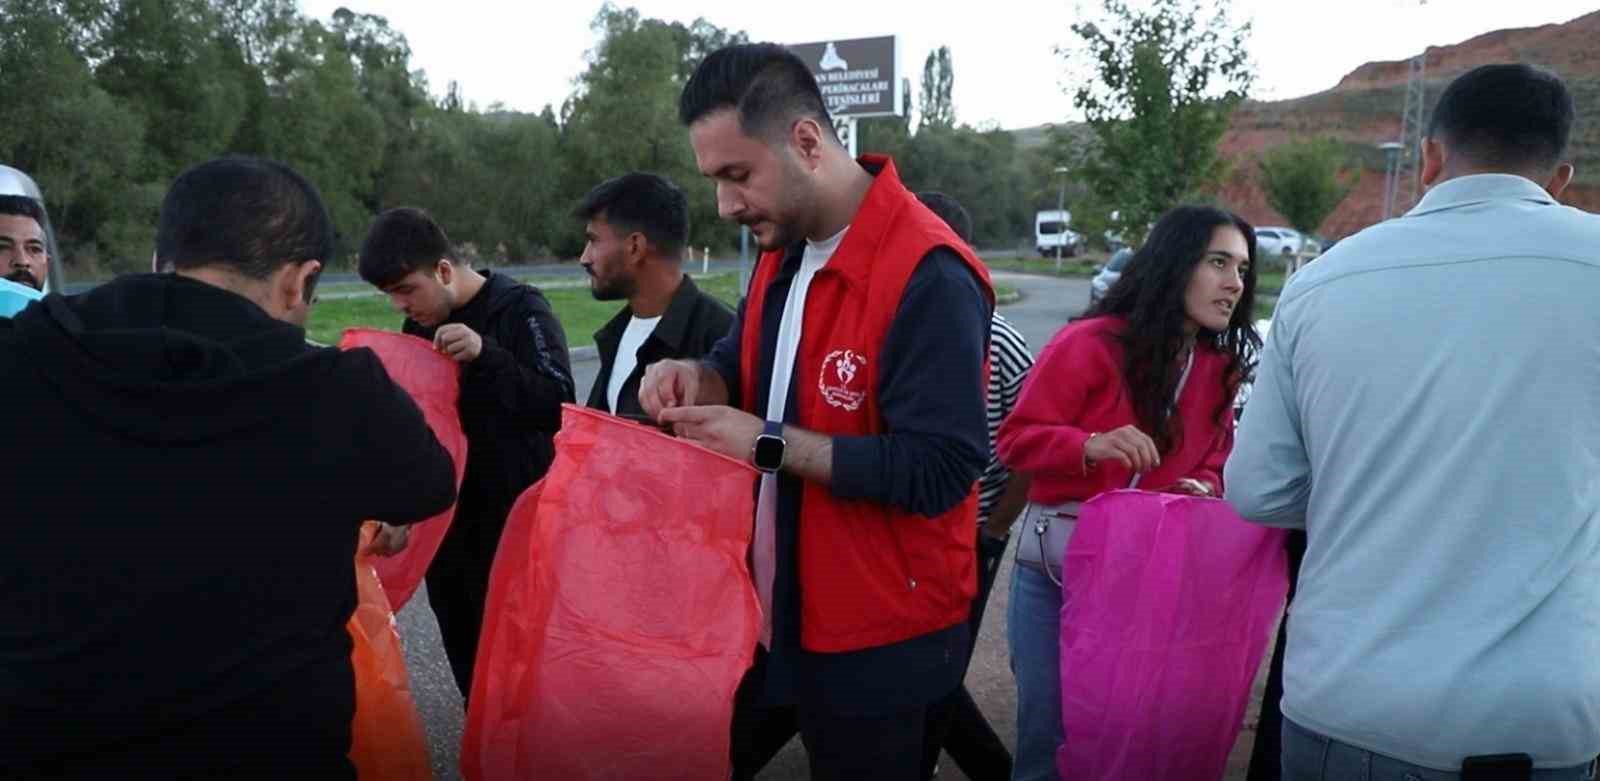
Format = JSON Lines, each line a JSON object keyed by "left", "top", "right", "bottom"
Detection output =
{"left": 982, "top": 252, "right": 1107, "bottom": 278}
{"left": 307, "top": 272, "right": 746, "bottom": 347}
{"left": 1255, "top": 269, "right": 1286, "bottom": 295}
{"left": 692, "top": 272, "right": 746, "bottom": 306}
{"left": 306, "top": 271, "right": 1022, "bottom": 347}
{"left": 306, "top": 295, "right": 404, "bottom": 346}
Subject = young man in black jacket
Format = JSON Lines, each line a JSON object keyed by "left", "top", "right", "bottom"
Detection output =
{"left": 359, "top": 207, "right": 574, "bottom": 698}
{"left": 0, "top": 156, "right": 458, "bottom": 780}
{"left": 575, "top": 172, "right": 734, "bottom": 417}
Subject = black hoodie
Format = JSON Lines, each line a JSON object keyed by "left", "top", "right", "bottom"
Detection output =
{"left": 0, "top": 274, "right": 456, "bottom": 779}
{"left": 401, "top": 269, "right": 573, "bottom": 524}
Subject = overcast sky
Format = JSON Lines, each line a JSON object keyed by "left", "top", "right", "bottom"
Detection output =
{"left": 299, "top": 0, "right": 1599, "bottom": 129}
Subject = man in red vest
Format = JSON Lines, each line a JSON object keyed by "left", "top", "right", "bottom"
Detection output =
{"left": 639, "top": 43, "right": 995, "bottom": 781}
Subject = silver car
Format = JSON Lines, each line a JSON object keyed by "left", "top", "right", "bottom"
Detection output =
{"left": 1089, "top": 248, "right": 1134, "bottom": 306}
{"left": 1254, "top": 227, "right": 1303, "bottom": 259}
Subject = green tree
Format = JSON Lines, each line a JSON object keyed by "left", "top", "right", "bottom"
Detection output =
{"left": 328, "top": 7, "right": 432, "bottom": 214}
{"left": 1257, "top": 137, "right": 1357, "bottom": 240}
{"left": 213, "top": 0, "right": 299, "bottom": 67}
{"left": 241, "top": 18, "right": 385, "bottom": 259}
{"left": 1041, "top": 123, "right": 1114, "bottom": 248}
{"left": 664, "top": 16, "right": 746, "bottom": 83}
{"left": 95, "top": 0, "right": 254, "bottom": 181}
{"left": 897, "top": 125, "right": 1031, "bottom": 248}
{"left": 1063, "top": 0, "right": 1254, "bottom": 244}
{"left": 918, "top": 46, "right": 954, "bottom": 130}
{"left": 857, "top": 77, "right": 912, "bottom": 158}
{"left": 0, "top": 0, "right": 146, "bottom": 275}
{"left": 554, "top": 5, "right": 746, "bottom": 256}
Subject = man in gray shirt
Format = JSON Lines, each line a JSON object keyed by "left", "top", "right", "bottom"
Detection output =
{"left": 1227, "top": 63, "right": 1600, "bottom": 778}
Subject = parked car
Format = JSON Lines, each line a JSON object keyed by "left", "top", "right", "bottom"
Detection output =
{"left": 1089, "top": 247, "right": 1134, "bottom": 306}
{"left": 1254, "top": 227, "right": 1303, "bottom": 258}
{"left": 1103, "top": 210, "right": 1127, "bottom": 251}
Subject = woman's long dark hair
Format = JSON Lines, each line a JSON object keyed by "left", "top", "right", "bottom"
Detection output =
{"left": 1082, "top": 205, "right": 1262, "bottom": 452}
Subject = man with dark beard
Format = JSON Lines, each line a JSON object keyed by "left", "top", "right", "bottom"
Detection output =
{"left": 641, "top": 44, "right": 995, "bottom": 779}
{"left": 574, "top": 172, "right": 733, "bottom": 417}
{"left": 0, "top": 195, "right": 49, "bottom": 317}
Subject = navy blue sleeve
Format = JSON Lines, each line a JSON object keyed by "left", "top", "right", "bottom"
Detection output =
{"left": 830, "top": 249, "right": 992, "bottom": 517}
{"left": 701, "top": 294, "right": 745, "bottom": 408}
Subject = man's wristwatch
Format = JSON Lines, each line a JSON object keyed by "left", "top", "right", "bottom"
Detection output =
{"left": 752, "top": 420, "right": 786, "bottom": 473}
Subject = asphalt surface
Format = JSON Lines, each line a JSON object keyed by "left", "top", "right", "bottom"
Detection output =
{"left": 394, "top": 272, "right": 1270, "bottom": 780}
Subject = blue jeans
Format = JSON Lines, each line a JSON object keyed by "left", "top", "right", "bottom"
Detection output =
{"left": 1284, "top": 718, "right": 1598, "bottom": 781}
{"left": 1008, "top": 561, "right": 1063, "bottom": 781}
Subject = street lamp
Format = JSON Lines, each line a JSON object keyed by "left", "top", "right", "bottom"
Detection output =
{"left": 1378, "top": 141, "right": 1404, "bottom": 221}
{"left": 1054, "top": 165, "right": 1069, "bottom": 272}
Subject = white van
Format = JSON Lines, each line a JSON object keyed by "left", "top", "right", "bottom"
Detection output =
{"left": 1034, "top": 210, "right": 1080, "bottom": 257}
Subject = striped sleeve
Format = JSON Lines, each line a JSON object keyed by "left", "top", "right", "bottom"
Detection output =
{"left": 976, "top": 313, "right": 1035, "bottom": 523}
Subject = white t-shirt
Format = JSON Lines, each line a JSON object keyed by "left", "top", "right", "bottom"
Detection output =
{"left": 752, "top": 226, "right": 846, "bottom": 645}
{"left": 605, "top": 314, "right": 662, "bottom": 413}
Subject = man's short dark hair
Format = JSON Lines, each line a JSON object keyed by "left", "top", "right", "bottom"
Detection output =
{"left": 573, "top": 173, "right": 690, "bottom": 257}
{"left": 156, "top": 156, "right": 335, "bottom": 280}
{"left": 0, "top": 195, "right": 46, "bottom": 228}
{"left": 679, "top": 42, "right": 837, "bottom": 142}
{"left": 1427, "top": 63, "right": 1575, "bottom": 172}
{"left": 359, "top": 208, "right": 456, "bottom": 288}
{"left": 916, "top": 191, "right": 973, "bottom": 244}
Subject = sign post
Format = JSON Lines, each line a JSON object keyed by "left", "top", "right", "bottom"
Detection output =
{"left": 788, "top": 36, "right": 901, "bottom": 158}
{"left": 833, "top": 116, "right": 858, "bottom": 159}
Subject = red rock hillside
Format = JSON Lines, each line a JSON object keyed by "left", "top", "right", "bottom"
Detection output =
{"left": 1218, "top": 10, "right": 1600, "bottom": 239}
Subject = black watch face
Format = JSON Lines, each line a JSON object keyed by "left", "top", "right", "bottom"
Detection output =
{"left": 754, "top": 434, "right": 785, "bottom": 471}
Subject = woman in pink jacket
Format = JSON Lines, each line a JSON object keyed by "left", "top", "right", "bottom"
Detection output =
{"left": 997, "top": 205, "right": 1262, "bottom": 780}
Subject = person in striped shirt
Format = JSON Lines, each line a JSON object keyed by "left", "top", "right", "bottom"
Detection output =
{"left": 917, "top": 191, "right": 1034, "bottom": 780}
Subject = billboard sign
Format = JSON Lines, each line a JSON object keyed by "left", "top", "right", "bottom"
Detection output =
{"left": 788, "top": 36, "right": 900, "bottom": 119}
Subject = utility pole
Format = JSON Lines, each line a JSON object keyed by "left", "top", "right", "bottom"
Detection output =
{"left": 1054, "top": 166, "right": 1069, "bottom": 274}
{"left": 1395, "top": 52, "right": 1428, "bottom": 214}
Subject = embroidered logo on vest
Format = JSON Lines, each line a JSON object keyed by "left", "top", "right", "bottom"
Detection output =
{"left": 819, "top": 349, "right": 868, "bottom": 411}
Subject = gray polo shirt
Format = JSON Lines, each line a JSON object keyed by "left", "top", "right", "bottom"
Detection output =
{"left": 1226, "top": 174, "right": 1600, "bottom": 769}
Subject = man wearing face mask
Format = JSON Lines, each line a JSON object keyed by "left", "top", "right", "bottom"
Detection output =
{"left": 639, "top": 43, "right": 995, "bottom": 780}
{"left": 0, "top": 156, "right": 457, "bottom": 779}
{"left": 358, "top": 207, "right": 574, "bottom": 699}
{"left": 0, "top": 195, "right": 48, "bottom": 316}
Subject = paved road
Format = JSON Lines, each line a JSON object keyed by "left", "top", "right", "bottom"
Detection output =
{"left": 394, "top": 271, "right": 1268, "bottom": 779}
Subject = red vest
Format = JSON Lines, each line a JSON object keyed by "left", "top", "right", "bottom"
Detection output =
{"left": 738, "top": 156, "right": 995, "bottom": 652}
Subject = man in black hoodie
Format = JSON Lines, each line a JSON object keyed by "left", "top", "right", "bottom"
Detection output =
{"left": 0, "top": 156, "right": 458, "bottom": 779}
{"left": 359, "top": 207, "right": 574, "bottom": 698}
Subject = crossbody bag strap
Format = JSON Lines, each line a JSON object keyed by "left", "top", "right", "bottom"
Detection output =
{"left": 1028, "top": 345, "right": 1196, "bottom": 584}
